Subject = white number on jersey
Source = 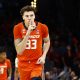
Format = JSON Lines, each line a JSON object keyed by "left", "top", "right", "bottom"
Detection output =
{"left": 0, "top": 67, "right": 4, "bottom": 74}
{"left": 26, "top": 39, "right": 37, "bottom": 49}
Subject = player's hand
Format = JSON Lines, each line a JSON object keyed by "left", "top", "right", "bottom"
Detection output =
{"left": 8, "top": 76, "right": 11, "bottom": 80}
{"left": 36, "top": 56, "right": 46, "bottom": 64}
{"left": 28, "top": 21, "right": 36, "bottom": 31}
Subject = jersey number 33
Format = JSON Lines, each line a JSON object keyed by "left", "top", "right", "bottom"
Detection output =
{"left": 26, "top": 39, "right": 37, "bottom": 49}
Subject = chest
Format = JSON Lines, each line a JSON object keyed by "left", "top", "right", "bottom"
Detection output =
{"left": 21, "top": 28, "right": 42, "bottom": 40}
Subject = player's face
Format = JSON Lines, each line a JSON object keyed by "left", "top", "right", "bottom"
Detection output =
{"left": 0, "top": 52, "right": 6, "bottom": 63}
{"left": 22, "top": 11, "right": 35, "bottom": 25}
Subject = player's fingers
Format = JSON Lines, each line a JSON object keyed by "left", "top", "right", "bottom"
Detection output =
{"left": 36, "top": 59, "right": 41, "bottom": 64}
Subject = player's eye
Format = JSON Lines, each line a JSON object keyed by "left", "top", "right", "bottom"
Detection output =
{"left": 25, "top": 15, "right": 29, "bottom": 17}
{"left": 30, "top": 14, "right": 34, "bottom": 17}
{"left": 25, "top": 14, "right": 33, "bottom": 17}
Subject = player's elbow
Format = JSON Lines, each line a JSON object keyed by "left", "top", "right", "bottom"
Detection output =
{"left": 16, "top": 46, "right": 23, "bottom": 55}
{"left": 48, "top": 40, "right": 50, "bottom": 48}
{"left": 47, "top": 40, "right": 50, "bottom": 46}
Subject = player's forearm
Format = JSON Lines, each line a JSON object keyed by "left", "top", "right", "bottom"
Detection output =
{"left": 16, "top": 36, "right": 29, "bottom": 54}
{"left": 16, "top": 30, "right": 31, "bottom": 54}
{"left": 42, "top": 40, "right": 50, "bottom": 58}
{"left": 14, "top": 68, "right": 19, "bottom": 80}
{"left": 8, "top": 68, "right": 12, "bottom": 80}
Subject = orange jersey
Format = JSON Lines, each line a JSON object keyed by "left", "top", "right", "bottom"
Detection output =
{"left": 0, "top": 59, "right": 11, "bottom": 80}
{"left": 13, "top": 22, "right": 49, "bottom": 62}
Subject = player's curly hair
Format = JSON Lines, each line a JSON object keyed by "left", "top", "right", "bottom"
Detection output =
{"left": 20, "top": 5, "right": 36, "bottom": 16}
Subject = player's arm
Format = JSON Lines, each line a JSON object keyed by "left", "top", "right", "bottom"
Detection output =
{"left": 42, "top": 34, "right": 50, "bottom": 59}
{"left": 14, "top": 67, "right": 19, "bottom": 80}
{"left": 14, "top": 30, "right": 31, "bottom": 55}
{"left": 14, "top": 58, "right": 19, "bottom": 80}
{"left": 8, "top": 67, "right": 12, "bottom": 80}
{"left": 7, "top": 59, "right": 12, "bottom": 80}
{"left": 36, "top": 34, "right": 50, "bottom": 64}
{"left": 14, "top": 21, "right": 36, "bottom": 54}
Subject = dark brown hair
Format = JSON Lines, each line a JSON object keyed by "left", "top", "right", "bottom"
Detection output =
{"left": 20, "top": 5, "right": 36, "bottom": 16}
{"left": 0, "top": 46, "right": 6, "bottom": 54}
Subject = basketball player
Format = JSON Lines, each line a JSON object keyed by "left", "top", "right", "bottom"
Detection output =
{"left": 0, "top": 46, "right": 11, "bottom": 80}
{"left": 13, "top": 5, "right": 50, "bottom": 80}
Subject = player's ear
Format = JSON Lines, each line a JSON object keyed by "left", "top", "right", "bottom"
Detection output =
{"left": 33, "top": 15, "right": 35, "bottom": 20}
{"left": 22, "top": 15, "right": 25, "bottom": 20}
{"left": 33, "top": 13, "right": 35, "bottom": 19}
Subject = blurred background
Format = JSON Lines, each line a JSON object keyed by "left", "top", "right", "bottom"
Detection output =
{"left": 0, "top": 0, "right": 80, "bottom": 80}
